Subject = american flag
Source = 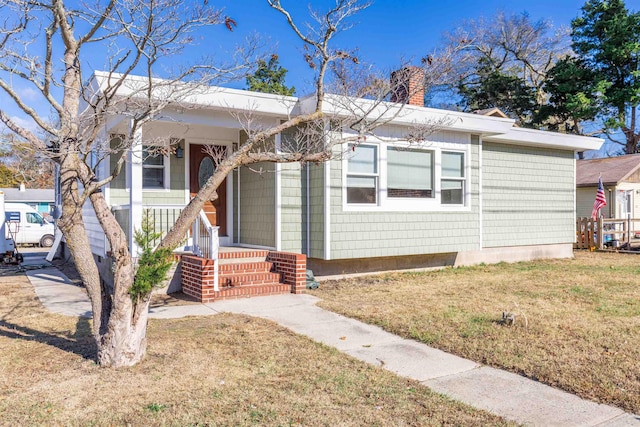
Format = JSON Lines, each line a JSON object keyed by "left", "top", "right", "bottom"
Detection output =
{"left": 591, "top": 177, "right": 607, "bottom": 219}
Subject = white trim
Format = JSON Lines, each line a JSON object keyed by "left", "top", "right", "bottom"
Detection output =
{"left": 235, "top": 243, "right": 276, "bottom": 250}
{"left": 89, "top": 71, "right": 604, "bottom": 153}
{"left": 184, "top": 142, "right": 191, "bottom": 205}
{"left": 225, "top": 145, "right": 234, "bottom": 245}
{"left": 275, "top": 130, "right": 282, "bottom": 251}
{"left": 324, "top": 159, "right": 331, "bottom": 260}
{"left": 573, "top": 157, "right": 580, "bottom": 227}
{"left": 478, "top": 135, "right": 483, "bottom": 249}
{"left": 129, "top": 123, "right": 143, "bottom": 257}
{"left": 236, "top": 166, "right": 241, "bottom": 245}
{"left": 141, "top": 204, "right": 186, "bottom": 209}
{"left": 483, "top": 126, "right": 603, "bottom": 152}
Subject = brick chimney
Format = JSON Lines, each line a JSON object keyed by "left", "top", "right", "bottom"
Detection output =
{"left": 390, "top": 66, "right": 424, "bottom": 107}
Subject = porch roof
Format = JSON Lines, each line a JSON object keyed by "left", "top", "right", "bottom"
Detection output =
{"left": 87, "top": 71, "right": 604, "bottom": 153}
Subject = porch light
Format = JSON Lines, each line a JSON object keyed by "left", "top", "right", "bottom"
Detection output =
{"left": 175, "top": 142, "right": 184, "bottom": 159}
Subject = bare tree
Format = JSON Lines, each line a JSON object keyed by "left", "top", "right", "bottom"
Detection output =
{"left": 0, "top": 0, "right": 445, "bottom": 367}
{"left": 436, "top": 11, "right": 571, "bottom": 123}
{"left": 0, "top": 133, "right": 54, "bottom": 188}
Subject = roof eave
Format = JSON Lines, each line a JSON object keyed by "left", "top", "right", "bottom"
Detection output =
{"left": 484, "top": 127, "right": 604, "bottom": 152}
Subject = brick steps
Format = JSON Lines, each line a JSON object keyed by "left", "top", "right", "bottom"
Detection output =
{"left": 205, "top": 282, "right": 291, "bottom": 301}
{"left": 218, "top": 271, "right": 282, "bottom": 287}
{"left": 218, "top": 251, "right": 279, "bottom": 289}
{"left": 181, "top": 248, "right": 306, "bottom": 303}
{"left": 219, "top": 261, "right": 274, "bottom": 273}
{"left": 219, "top": 250, "right": 269, "bottom": 260}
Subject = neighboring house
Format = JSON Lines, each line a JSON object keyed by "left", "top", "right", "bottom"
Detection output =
{"left": 74, "top": 71, "right": 602, "bottom": 302}
{"left": 0, "top": 184, "right": 55, "bottom": 216}
{"left": 576, "top": 154, "right": 640, "bottom": 219}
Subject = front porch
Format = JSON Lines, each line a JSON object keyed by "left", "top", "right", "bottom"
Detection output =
{"left": 104, "top": 117, "right": 310, "bottom": 300}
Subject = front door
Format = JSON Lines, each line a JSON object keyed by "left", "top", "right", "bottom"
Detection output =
{"left": 190, "top": 144, "right": 227, "bottom": 236}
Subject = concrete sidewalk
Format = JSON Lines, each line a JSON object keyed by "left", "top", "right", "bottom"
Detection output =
{"left": 25, "top": 266, "right": 640, "bottom": 427}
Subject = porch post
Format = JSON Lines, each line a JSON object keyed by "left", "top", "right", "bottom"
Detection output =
{"left": 210, "top": 226, "right": 219, "bottom": 291}
{"left": 129, "top": 122, "right": 143, "bottom": 257}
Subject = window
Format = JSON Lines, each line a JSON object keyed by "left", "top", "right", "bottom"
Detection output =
{"left": 387, "top": 147, "right": 433, "bottom": 198}
{"left": 344, "top": 142, "right": 469, "bottom": 210}
{"left": 142, "top": 146, "right": 166, "bottom": 189}
{"left": 441, "top": 151, "right": 465, "bottom": 205}
{"left": 26, "top": 212, "right": 44, "bottom": 225}
{"left": 346, "top": 144, "right": 378, "bottom": 204}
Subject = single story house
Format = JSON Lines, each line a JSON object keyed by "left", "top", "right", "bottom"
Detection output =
{"left": 0, "top": 184, "right": 55, "bottom": 217}
{"left": 75, "top": 71, "right": 603, "bottom": 302}
{"left": 576, "top": 154, "right": 640, "bottom": 220}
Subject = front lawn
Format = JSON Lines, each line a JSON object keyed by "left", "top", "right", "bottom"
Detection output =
{"left": 0, "top": 272, "right": 509, "bottom": 426}
{"left": 310, "top": 251, "right": 640, "bottom": 414}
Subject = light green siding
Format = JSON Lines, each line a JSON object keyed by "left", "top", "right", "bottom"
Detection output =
{"left": 107, "top": 137, "right": 187, "bottom": 206}
{"left": 280, "top": 163, "right": 307, "bottom": 253}
{"left": 308, "top": 163, "right": 325, "bottom": 258}
{"left": 239, "top": 163, "right": 276, "bottom": 247}
{"left": 233, "top": 168, "right": 240, "bottom": 244}
{"left": 576, "top": 187, "right": 607, "bottom": 219}
{"left": 329, "top": 136, "right": 481, "bottom": 260}
{"left": 482, "top": 143, "right": 575, "bottom": 247}
{"left": 141, "top": 153, "right": 186, "bottom": 205}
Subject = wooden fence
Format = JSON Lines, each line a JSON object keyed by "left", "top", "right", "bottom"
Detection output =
{"left": 576, "top": 216, "right": 639, "bottom": 250}
{"left": 576, "top": 217, "right": 600, "bottom": 249}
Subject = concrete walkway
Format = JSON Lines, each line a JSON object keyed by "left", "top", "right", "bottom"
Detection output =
{"left": 24, "top": 265, "right": 640, "bottom": 427}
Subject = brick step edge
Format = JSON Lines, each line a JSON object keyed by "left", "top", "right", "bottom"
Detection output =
{"left": 218, "top": 272, "right": 282, "bottom": 287}
{"left": 219, "top": 250, "right": 269, "bottom": 260}
{"left": 219, "top": 262, "right": 273, "bottom": 274}
{"left": 201, "top": 283, "right": 291, "bottom": 302}
{"left": 218, "top": 257, "right": 268, "bottom": 265}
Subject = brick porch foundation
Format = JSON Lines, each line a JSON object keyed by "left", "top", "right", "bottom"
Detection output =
{"left": 181, "top": 250, "right": 306, "bottom": 303}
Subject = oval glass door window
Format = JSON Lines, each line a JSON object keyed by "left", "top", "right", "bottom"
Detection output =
{"left": 198, "top": 157, "right": 215, "bottom": 188}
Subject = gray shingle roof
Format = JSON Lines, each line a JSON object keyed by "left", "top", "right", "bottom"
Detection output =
{"left": 576, "top": 155, "right": 640, "bottom": 187}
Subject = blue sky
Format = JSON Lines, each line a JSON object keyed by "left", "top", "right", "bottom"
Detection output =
{"left": 2, "top": 0, "right": 591, "bottom": 133}
{"left": 218, "top": 0, "right": 589, "bottom": 94}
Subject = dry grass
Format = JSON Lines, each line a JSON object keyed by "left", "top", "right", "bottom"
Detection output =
{"left": 310, "top": 251, "right": 640, "bottom": 415}
{"left": 0, "top": 272, "right": 511, "bottom": 426}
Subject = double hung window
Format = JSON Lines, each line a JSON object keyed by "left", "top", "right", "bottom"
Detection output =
{"left": 441, "top": 151, "right": 465, "bottom": 205}
{"left": 142, "top": 146, "right": 166, "bottom": 189}
{"left": 346, "top": 144, "right": 378, "bottom": 204}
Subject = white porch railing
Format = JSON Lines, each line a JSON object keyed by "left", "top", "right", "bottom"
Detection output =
{"left": 192, "top": 210, "right": 220, "bottom": 291}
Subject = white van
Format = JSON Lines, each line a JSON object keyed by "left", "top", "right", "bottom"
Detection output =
{"left": 4, "top": 203, "right": 55, "bottom": 247}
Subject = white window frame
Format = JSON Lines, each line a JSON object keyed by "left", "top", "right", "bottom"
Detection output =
{"left": 345, "top": 143, "right": 379, "bottom": 205}
{"left": 342, "top": 136, "right": 471, "bottom": 212}
{"left": 440, "top": 150, "right": 467, "bottom": 206}
{"left": 142, "top": 145, "right": 170, "bottom": 191}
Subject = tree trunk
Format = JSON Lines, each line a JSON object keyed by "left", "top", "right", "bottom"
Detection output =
{"left": 90, "top": 191, "right": 152, "bottom": 367}
{"left": 96, "top": 294, "right": 150, "bottom": 367}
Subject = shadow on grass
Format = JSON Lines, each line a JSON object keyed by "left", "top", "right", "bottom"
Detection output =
{"left": 0, "top": 316, "right": 96, "bottom": 361}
